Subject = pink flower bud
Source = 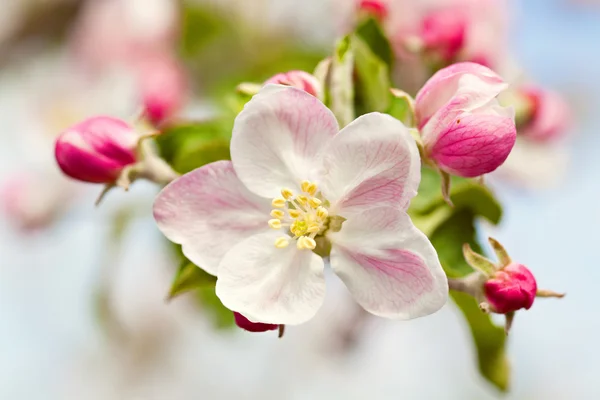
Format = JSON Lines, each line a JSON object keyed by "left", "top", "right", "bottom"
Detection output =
{"left": 519, "top": 85, "right": 571, "bottom": 143}
{"left": 264, "top": 71, "right": 321, "bottom": 98}
{"left": 484, "top": 263, "right": 537, "bottom": 314}
{"left": 55, "top": 116, "right": 139, "bottom": 184}
{"left": 233, "top": 312, "right": 278, "bottom": 333}
{"left": 420, "top": 9, "right": 467, "bottom": 62}
{"left": 357, "top": 0, "right": 389, "bottom": 21}
{"left": 137, "top": 54, "right": 187, "bottom": 126}
{"left": 416, "top": 62, "right": 517, "bottom": 177}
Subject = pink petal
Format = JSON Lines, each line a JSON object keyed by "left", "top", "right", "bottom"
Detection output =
{"left": 415, "top": 62, "right": 505, "bottom": 129}
{"left": 328, "top": 207, "right": 448, "bottom": 319}
{"left": 428, "top": 105, "right": 517, "bottom": 177}
{"left": 420, "top": 73, "right": 509, "bottom": 147}
{"left": 230, "top": 85, "right": 339, "bottom": 198}
{"left": 153, "top": 161, "right": 271, "bottom": 275}
{"left": 319, "top": 112, "right": 420, "bottom": 215}
{"left": 216, "top": 231, "right": 326, "bottom": 325}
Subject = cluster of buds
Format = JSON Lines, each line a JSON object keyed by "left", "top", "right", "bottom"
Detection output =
{"left": 449, "top": 237, "right": 564, "bottom": 333}
{"left": 54, "top": 116, "right": 178, "bottom": 203}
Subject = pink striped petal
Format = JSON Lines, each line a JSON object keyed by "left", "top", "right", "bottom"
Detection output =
{"left": 153, "top": 161, "right": 271, "bottom": 275}
{"left": 231, "top": 85, "right": 339, "bottom": 198}
{"left": 415, "top": 62, "right": 505, "bottom": 129}
{"left": 319, "top": 113, "right": 420, "bottom": 215}
{"left": 216, "top": 231, "right": 326, "bottom": 325}
{"left": 328, "top": 207, "right": 448, "bottom": 319}
{"left": 428, "top": 103, "right": 516, "bottom": 177}
{"left": 420, "top": 73, "right": 508, "bottom": 147}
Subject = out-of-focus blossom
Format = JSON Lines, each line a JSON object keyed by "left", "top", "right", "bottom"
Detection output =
{"left": 1, "top": 172, "right": 72, "bottom": 231}
{"left": 234, "top": 312, "right": 279, "bottom": 333}
{"left": 357, "top": 0, "right": 389, "bottom": 21}
{"left": 415, "top": 62, "right": 516, "bottom": 178}
{"left": 265, "top": 70, "right": 322, "bottom": 98}
{"left": 135, "top": 55, "right": 187, "bottom": 126}
{"left": 517, "top": 85, "right": 571, "bottom": 143}
{"left": 154, "top": 85, "right": 448, "bottom": 325}
{"left": 71, "top": 0, "right": 178, "bottom": 71}
{"left": 484, "top": 263, "right": 537, "bottom": 314}
{"left": 55, "top": 117, "right": 138, "bottom": 184}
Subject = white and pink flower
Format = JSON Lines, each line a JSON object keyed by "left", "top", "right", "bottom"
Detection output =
{"left": 415, "top": 62, "right": 517, "bottom": 178}
{"left": 153, "top": 85, "right": 448, "bottom": 325}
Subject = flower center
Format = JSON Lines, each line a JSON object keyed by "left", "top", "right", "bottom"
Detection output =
{"left": 268, "top": 180, "right": 329, "bottom": 250}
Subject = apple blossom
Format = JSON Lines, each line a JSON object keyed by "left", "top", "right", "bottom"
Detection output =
{"left": 484, "top": 263, "right": 537, "bottom": 314}
{"left": 136, "top": 55, "right": 187, "bottom": 126}
{"left": 415, "top": 62, "right": 517, "bottom": 178}
{"left": 450, "top": 238, "right": 564, "bottom": 333}
{"left": 264, "top": 70, "right": 322, "bottom": 98}
{"left": 55, "top": 116, "right": 138, "bottom": 184}
{"left": 154, "top": 84, "right": 448, "bottom": 325}
{"left": 518, "top": 85, "right": 571, "bottom": 143}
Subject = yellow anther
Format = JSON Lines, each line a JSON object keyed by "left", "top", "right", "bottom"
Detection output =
{"left": 274, "top": 237, "right": 290, "bottom": 249}
{"left": 281, "top": 188, "right": 294, "bottom": 200}
{"left": 301, "top": 180, "right": 311, "bottom": 193}
{"left": 306, "top": 183, "right": 318, "bottom": 196}
{"left": 306, "top": 223, "right": 320, "bottom": 234}
{"left": 272, "top": 197, "right": 286, "bottom": 208}
{"left": 316, "top": 206, "right": 328, "bottom": 219}
{"left": 288, "top": 209, "right": 301, "bottom": 218}
{"left": 270, "top": 209, "right": 285, "bottom": 219}
{"left": 297, "top": 236, "right": 316, "bottom": 250}
{"left": 268, "top": 219, "right": 282, "bottom": 229}
{"left": 308, "top": 197, "right": 322, "bottom": 208}
{"left": 297, "top": 195, "right": 308, "bottom": 205}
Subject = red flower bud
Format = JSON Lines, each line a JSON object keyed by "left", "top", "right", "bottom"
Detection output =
{"left": 55, "top": 116, "right": 138, "bottom": 184}
{"left": 233, "top": 312, "right": 278, "bottom": 333}
{"left": 484, "top": 263, "right": 537, "bottom": 314}
{"left": 357, "top": 0, "right": 389, "bottom": 21}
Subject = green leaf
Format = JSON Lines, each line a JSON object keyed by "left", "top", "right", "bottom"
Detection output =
{"left": 388, "top": 89, "right": 415, "bottom": 127}
{"left": 196, "top": 286, "right": 236, "bottom": 329}
{"left": 355, "top": 17, "right": 393, "bottom": 67}
{"left": 350, "top": 34, "right": 391, "bottom": 113}
{"left": 169, "top": 261, "right": 216, "bottom": 300}
{"left": 430, "top": 209, "right": 509, "bottom": 391}
{"left": 156, "top": 121, "right": 232, "bottom": 174}
{"left": 330, "top": 36, "right": 355, "bottom": 127}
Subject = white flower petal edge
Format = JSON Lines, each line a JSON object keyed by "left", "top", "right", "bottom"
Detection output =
{"left": 153, "top": 160, "right": 271, "bottom": 275}
{"left": 319, "top": 112, "right": 421, "bottom": 214}
{"left": 215, "top": 231, "right": 326, "bottom": 325}
{"left": 230, "top": 84, "right": 339, "bottom": 198}
{"left": 328, "top": 207, "right": 448, "bottom": 319}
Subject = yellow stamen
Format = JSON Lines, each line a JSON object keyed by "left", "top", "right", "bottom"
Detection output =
{"left": 272, "top": 197, "right": 286, "bottom": 208}
{"left": 306, "top": 183, "right": 318, "bottom": 196}
{"left": 297, "top": 195, "right": 308, "bottom": 205}
{"left": 268, "top": 219, "right": 282, "bottom": 229}
{"left": 316, "top": 206, "right": 328, "bottom": 219}
{"left": 270, "top": 209, "right": 285, "bottom": 219}
{"left": 274, "top": 237, "right": 289, "bottom": 248}
{"left": 297, "top": 236, "right": 316, "bottom": 250}
{"left": 301, "top": 180, "right": 311, "bottom": 193}
{"left": 306, "top": 223, "right": 320, "bottom": 234}
{"left": 288, "top": 209, "right": 301, "bottom": 218}
{"left": 281, "top": 188, "right": 294, "bottom": 200}
{"left": 308, "top": 197, "right": 322, "bottom": 208}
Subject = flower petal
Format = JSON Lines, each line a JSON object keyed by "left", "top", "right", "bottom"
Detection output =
{"left": 328, "top": 207, "right": 448, "bottom": 319}
{"left": 415, "top": 62, "right": 505, "bottom": 128}
{"left": 230, "top": 84, "right": 339, "bottom": 198}
{"left": 428, "top": 103, "right": 517, "bottom": 177}
{"left": 319, "top": 112, "right": 420, "bottom": 214}
{"left": 153, "top": 161, "right": 271, "bottom": 275}
{"left": 216, "top": 231, "right": 326, "bottom": 325}
{"left": 420, "top": 73, "right": 509, "bottom": 147}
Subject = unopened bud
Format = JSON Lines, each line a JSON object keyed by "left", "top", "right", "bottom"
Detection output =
{"left": 233, "top": 312, "right": 278, "bottom": 333}
{"left": 483, "top": 263, "right": 537, "bottom": 314}
{"left": 55, "top": 116, "right": 138, "bottom": 184}
{"left": 265, "top": 71, "right": 321, "bottom": 98}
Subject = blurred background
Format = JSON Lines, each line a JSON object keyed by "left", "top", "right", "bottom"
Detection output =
{"left": 0, "top": 0, "right": 598, "bottom": 398}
